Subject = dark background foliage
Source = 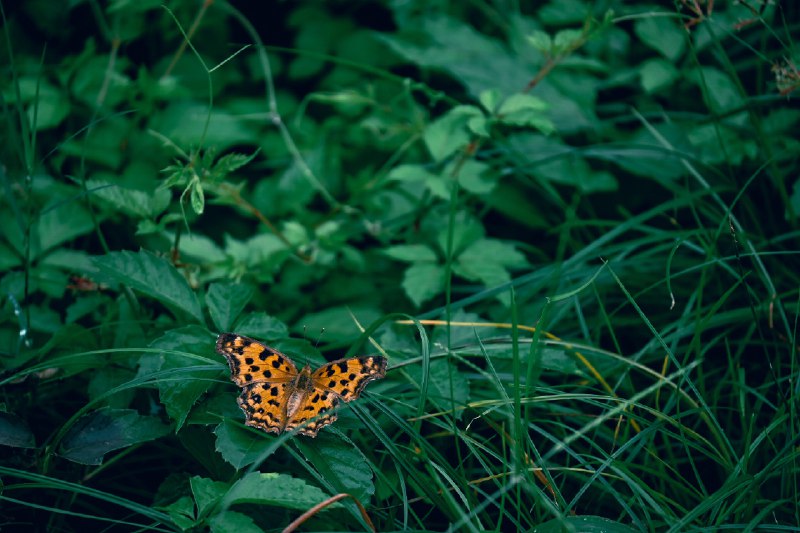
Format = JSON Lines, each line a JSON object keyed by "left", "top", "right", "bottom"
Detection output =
{"left": 1, "top": 0, "right": 799, "bottom": 531}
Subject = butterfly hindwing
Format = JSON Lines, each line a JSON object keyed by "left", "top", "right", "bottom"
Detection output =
{"left": 311, "top": 356, "right": 387, "bottom": 402}
{"left": 237, "top": 382, "right": 292, "bottom": 434}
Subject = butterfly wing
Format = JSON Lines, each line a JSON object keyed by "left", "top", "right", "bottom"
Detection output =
{"left": 216, "top": 333, "right": 298, "bottom": 386}
{"left": 311, "top": 355, "right": 388, "bottom": 402}
{"left": 237, "top": 382, "right": 293, "bottom": 435}
{"left": 279, "top": 356, "right": 386, "bottom": 437}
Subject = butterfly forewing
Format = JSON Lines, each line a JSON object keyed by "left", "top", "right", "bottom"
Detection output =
{"left": 216, "top": 333, "right": 298, "bottom": 387}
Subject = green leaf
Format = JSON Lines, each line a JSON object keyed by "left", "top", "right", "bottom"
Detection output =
{"left": 36, "top": 202, "right": 94, "bottom": 257}
{"left": 209, "top": 511, "right": 263, "bottom": 533}
{"left": 60, "top": 408, "right": 171, "bottom": 465}
{"left": 382, "top": 244, "right": 438, "bottom": 263}
{"left": 386, "top": 164, "right": 439, "bottom": 183}
{"left": 423, "top": 105, "right": 483, "bottom": 161}
{"left": 191, "top": 180, "right": 205, "bottom": 215}
{"left": 295, "top": 433, "right": 375, "bottom": 502}
{"left": 224, "top": 472, "right": 332, "bottom": 511}
{"left": 87, "top": 177, "right": 171, "bottom": 219}
{"left": 634, "top": 16, "right": 686, "bottom": 62}
{"left": 526, "top": 30, "right": 552, "bottom": 52}
{"left": 478, "top": 89, "right": 503, "bottom": 113}
{"left": 0, "top": 412, "right": 35, "bottom": 448}
{"left": 233, "top": 312, "right": 289, "bottom": 340}
{"left": 163, "top": 495, "right": 197, "bottom": 530}
{"left": 142, "top": 326, "right": 220, "bottom": 430}
{"left": 213, "top": 419, "right": 275, "bottom": 469}
{"left": 458, "top": 239, "right": 528, "bottom": 268}
{"left": 92, "top": 249, "right": 204, "bottom": 323}
{"left": 190, "top": 476, "right": 229, "bottom": 518}
{"left": 206, "top": 282, "right": 254, "bottom": 331}
{"left": 639, "top": 58, "right": 679, "bottom": 93}
{"left": 497, "top": 94, "right": 552, "bottom": 132}
{"left": 456, "top": 160, "right": 496, "bottom": 195}
{"left": 402, "top": 263, "right": 445, "bottom": 307}
{"left": 210, "top": 151, "right": 260, "bottom": 182}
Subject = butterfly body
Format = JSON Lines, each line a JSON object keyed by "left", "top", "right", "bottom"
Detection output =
{"left": 216, "top": 333, "right": 387, "bottom": 437}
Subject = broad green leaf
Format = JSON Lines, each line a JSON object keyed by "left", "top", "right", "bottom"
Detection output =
{"left": 687, "top": 67, "right": 745, "bottom": 116}
{"left": 497, "top": 94, "right": 552, "bottom": 132}
{"left": 233, "top": 312, "right": 289, "bottom": 340}
{"left": 150, "top": 101, "right": 258, "bottom": 151}
{"left": 423, "top": 105, "right": 483, "bottom": 161}
{"left": 639, "top": 58, "right": 679, "bottom": 93}
{"left": 458, "top": 239, "right": 528, "bottom": 268}
{"left": 634, "top": 16, "right": 685, "bottom": 62}
{"left": 526, "top": 30, "right": 552, "bottom": 52}
{"left": 553, "top": 28, "right": 584, "bottom": 52}
{"left": 206, "top": 282, "right": 255, "bottom": 331}
{"left": 295, "top": 433, "right": 375, "bottom": 502}
{"left": 386, "top": 164, "right": 439, "bottom": 183}
{"left": 92, "top": 249, "right": 204, "bottom": 323}
{"left": 86, "top": 177, "right": 171, "bottom": 218}
{"left": 0, "top": 412, "right": 35, "bottom": 448}
{"left": 479, "top": 88, "right": 503, "bottom": 113}
{"left": 164, "top": 495, "right": 196, "bottom": 530}
{"left": 456, "top": 160, "right": 496, "bottom": 195}
{"left": 60, "top": 408, "right": 171, "bottom": 465}
{"left": 141, "top": 326, "right": 219, "bottom": 430}
{"left": 190, "top": 476, "right": 228, "bottom": 518}
{"left": 210, "top": 151, "right": 260, "bottom": 182}
{"left": 224, "top": 472, "right": 332, "bottom": 511}
{"left": 209, "top": 511, "right": 263, "bottom": 533}
{"left": 402, "top": 263, "right": 445, "bottom": 307}
{"left": 36, "top": 202, "right": 94, "bottom": 257}
{"left": 295, "top": 305, "right": 382, "bottom": 344}
{"left": 213, "top": 419, "right": 276, "bottom": 469}
{"left": 382, "top": 244, "right": 438, "bottom": 263}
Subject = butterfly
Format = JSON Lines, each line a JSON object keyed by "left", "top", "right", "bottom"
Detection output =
{"left": 215, "top": 333, "right": 387, "bottom": 437}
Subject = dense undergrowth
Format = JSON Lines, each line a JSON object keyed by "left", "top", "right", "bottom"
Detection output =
{"left": 1, "top": 1, "right": 799, "bottom": 531}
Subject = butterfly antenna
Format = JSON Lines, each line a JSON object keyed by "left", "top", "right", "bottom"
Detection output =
{"left": 314, "top": 328, "right": 325, "bottom": 350}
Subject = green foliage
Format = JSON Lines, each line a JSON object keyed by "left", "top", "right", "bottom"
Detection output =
{"left": 1, "top": 0, "right": 799, "bottom": 531}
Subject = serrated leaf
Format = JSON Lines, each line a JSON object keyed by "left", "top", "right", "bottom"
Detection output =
{"left": 164, "top": 495, "right": 196, "bottom": 530}
{"left": 456, "top": 160, "right": 495, "bottom": 195}
{"left": 382, "top": 244, "right": 437, "bottom": 263}
{"left": 402, "top": 263, "right": 445, "bottom": 307}
{"left": 233, "top": 312, "right": 289, "bottom": 340}
{"left": 60, "top": 408, "right": 171, "bottom": 465}
{"left": 190, "top": 476, "right": 228, "bottom": 518}
{"left": 213, "top": 419, "right": 276, "bottom": 469}
{"left": 206, "top": 282, "right": 254, "bottom": 331}
{"left": 224, "top": 472, "right": 332, "bottom": 511}
{"left": 87, "top": 178, "right": 171, "bottom": 219}
{"left": 210, "top": 151, "right": 259, "bottom": 181}
{"left": 92, "top": 249, "right": 203, "bottom": 323}
{"left": 423, "top": 105, "right": 483, "bottom": 161}
{"left": 142, "top": 326, "right": 220, "bottom": 430}
{"left": 295, "top": 433, "right": 375, "bottom": 502}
